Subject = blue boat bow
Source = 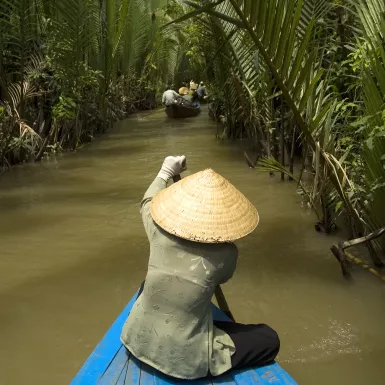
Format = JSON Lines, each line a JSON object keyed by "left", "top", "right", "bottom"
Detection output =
{"left": 71, "top": 292, "right": 297, "bottom": 385}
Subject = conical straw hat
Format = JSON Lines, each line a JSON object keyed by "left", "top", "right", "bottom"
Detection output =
{"left": 178, "top": 87, "right": 189, "bottom": 95}
{"left": 150, "top": 169, "right": 259, "bottom": 243}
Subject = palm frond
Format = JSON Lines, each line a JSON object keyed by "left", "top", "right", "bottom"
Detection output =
{"left": 353, "top": 0, "right": 385, "bottom": 235}
{"left": 299, "top": 0, "right": 334, "bottom": 37}
{"left": 256, "top": 156, "right": 322, "bottom": 219}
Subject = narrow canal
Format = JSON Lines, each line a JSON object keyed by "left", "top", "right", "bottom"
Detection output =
{"left": 0, "top": 108, "right": 384, "bottom": 385}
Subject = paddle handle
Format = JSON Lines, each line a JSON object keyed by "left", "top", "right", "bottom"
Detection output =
{"left": 172, "top": 173, "right": 236, "bottom": 322}
{"left": 215, "top": 286, "right": 236, "bottom": 322}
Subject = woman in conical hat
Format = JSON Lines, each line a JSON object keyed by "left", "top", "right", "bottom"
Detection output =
{"left": 121, "top": 156, "right": 280, "bottom": 379}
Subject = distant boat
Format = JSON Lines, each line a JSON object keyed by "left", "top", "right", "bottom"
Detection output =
{"left": 70, "top": 291, "right": 298, "bottom": 385}
{"left": 165, "top": 102, "right": 201, "bottom": 119}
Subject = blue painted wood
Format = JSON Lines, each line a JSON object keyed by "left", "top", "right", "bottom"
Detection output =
{"left": 71, "top": 294, "right": 138, "bottom": 385}
{"left": 116, "top": 363, "right": 128, "bottom": 385}
{"left": 98, "top": 345, "right": 130, "bottom": 385}
{"left": 142, "top": 360, "right": 212, "bottom": 385}
{"left": 140, "top": 363, "right": 155, "bottom": 385}
{"left": 71, "top": 291, "right": 297, "bottom": 385}
{"left": 232, "top": 367, "right": 264, "bottom": 385}
{"left": 255, "top": 364, "right": 296, "bottom": 385}
{"left": 124, "top": 356, "right": 141, "bottom": 385}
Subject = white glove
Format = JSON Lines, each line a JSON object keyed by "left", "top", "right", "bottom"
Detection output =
{"left": 157, "top": 155, "right": 187, "bottom": 182}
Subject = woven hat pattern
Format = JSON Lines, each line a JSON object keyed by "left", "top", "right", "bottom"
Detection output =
{"left": 150, "top": 169, "right": 259, "bottom": 243}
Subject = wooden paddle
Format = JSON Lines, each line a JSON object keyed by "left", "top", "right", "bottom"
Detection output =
{"left": 172, "top": 174, "right": 236, "bottom": 322}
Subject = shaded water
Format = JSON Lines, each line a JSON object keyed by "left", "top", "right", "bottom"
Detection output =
{"left": 0, "top": 108, "right": 384, "bottom": 385}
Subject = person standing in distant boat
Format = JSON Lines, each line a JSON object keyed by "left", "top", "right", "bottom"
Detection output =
{"left": 197, "top": 81, "right": 208, "bottom": 100}
{"left": 190, "top": 79, "right": 198, "bottom": 92}
{"left": 162, "top": 87, "right": 180, "bottom": 106}
{"left": 121, "top": 156, "right": 280, "bottom": 380}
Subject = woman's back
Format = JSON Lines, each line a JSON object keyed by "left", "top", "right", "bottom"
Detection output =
{"left": 121, "top": 177, "right": 238, "bottom": 379}
{"left": 121, "top": 160, "right": 278, "bottom": 381}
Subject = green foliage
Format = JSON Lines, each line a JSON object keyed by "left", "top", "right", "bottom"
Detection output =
{"left": 183, "top": 23, "right": 206, "bottom": 75}
{"left": 166, "top": 0, "right": 385, "bottom": 255}
{"left": 0, "top": 0, "right": 181, "bottom": 169}
{"left": 52, "top": 97, "right": 77, "bottom": 121}
{"left": 345, "top": 40, "right": 373, "bottom": 73}
{"left": 163, "top": 0, "right": 185, "bottom": 19}
{"left": 8, "top": 121, "right": 42, "bottom": 163}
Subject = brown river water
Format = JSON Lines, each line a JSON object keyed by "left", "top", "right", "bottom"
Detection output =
{"left": 0, "top": 108, "right": 384, "bottom": 385}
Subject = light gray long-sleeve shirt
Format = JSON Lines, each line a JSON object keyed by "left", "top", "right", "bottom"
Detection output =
{"left": 121, "top": 177, "right": 237, "bottom": 379}
{"left": 162, "top": 90, "right": 180, "bottom": 106}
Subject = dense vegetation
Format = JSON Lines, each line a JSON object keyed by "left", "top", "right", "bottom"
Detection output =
{"left": 162, "top": 0, "right": 385, "bottom": 261}
{"left": 0, "top": 0, "right": 185, "bottom": 166}
{"left": 1, "top": 0, "right": 384, "bottom": 261}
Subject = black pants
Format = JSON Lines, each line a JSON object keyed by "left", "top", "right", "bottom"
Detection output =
{"left": 214, "top": 320, "right": 280, "bottom": 370}
{"left": 136, "top": 282, "right": 279, "bottom": 370}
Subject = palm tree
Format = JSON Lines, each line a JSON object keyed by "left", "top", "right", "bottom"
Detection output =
{"left": 164, "top": 0, "right": 384, "bottom": 259}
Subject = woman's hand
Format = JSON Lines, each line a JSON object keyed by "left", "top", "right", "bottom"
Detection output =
{"left": 157, "top": 155, "right": 187, "bottom": 182}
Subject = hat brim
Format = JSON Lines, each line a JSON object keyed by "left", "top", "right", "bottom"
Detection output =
{"left": 150, "top": 169, "right": 259, "bottom": 243}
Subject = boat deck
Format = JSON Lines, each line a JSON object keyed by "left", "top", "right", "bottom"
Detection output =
{"left": 71, "top": 294, "right": 297, "bottom": 385}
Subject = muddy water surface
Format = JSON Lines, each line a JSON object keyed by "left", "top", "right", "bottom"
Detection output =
{"left": 0, "top": 108, "right": 384, "bottom": 385}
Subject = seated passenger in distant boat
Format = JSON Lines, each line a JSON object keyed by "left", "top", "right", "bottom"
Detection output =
{"left": 197, "top": 81, "right": 208, "bottom": 100}
{"left": 182, "top": 94, "right": 194, "bottom": 105}
{"left": 162, "top": 87, "right": 181, "bottom": 106}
